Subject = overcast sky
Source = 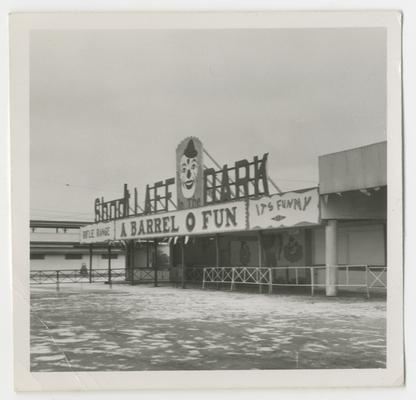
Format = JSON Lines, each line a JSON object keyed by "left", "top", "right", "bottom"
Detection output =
{"left": 30, "top": 28, "right": 386, "bottom": 221}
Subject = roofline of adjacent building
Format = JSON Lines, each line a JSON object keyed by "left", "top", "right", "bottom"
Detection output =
{"left": 30, "top": 220, "right": 93, "bottom": 228}
{"left": 318, "top": 140, "right": 387, "bottom": 159}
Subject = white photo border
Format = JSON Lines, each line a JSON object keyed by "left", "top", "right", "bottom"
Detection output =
{"left": 10, "top": 11, "right": 403, "bottom": 391}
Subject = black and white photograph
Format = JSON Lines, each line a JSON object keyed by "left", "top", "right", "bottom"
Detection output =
{"left": 9, "top": 11, "right": 403, "bottom": 391}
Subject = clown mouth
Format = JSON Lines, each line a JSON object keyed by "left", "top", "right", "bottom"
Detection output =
{"left": 184, "top": 180, "right": 194, "bottom": 189}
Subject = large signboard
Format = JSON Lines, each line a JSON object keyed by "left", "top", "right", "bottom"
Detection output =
{"left": 80, "top": 201, "right": 247, "bottom": 243}
{"left": 176, "top": 137, "right": 204, "bottom": 210}
{"left": 248, "top": 188, "right": 320, "bottom": 230}
{"left": 80, "top": 221, "right": 116, "bottom": 244}
{"left": 92, "top": 137, "right": 271, "bottom": 223}
{"left": 115, "top": 201, "right": 246, "bottom": 240}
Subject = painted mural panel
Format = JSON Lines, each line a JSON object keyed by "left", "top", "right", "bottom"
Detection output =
{"left": 262, "top": 229, "right": 306, "bottom": 267}
{"left": 230, "top": 239, "right": 259, "bottom": 267}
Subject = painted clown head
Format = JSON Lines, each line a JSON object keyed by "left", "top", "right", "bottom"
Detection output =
{"left": 180, "top": 139, "right": 199, "bottom": 198}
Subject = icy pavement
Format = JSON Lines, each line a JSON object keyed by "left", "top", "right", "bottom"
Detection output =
{"left": 30, "top": 284, "right": 386, "bottom": 371}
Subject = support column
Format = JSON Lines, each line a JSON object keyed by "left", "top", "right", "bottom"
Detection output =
{"left": 154, "top": 239, "right": 158, "bottom": 287}
{"left": 181, "top": 239, "right": 186, "bottom": 289}
{"left": 215, "top": 235, "right": 220, "bottom": 290}
{"left": 146, "top": 240, "right": 149, "bottom": 267}
{"left": 305, "top": 229, "right": 313, "bottom": 289}
{"left": 257, "top": 231, "right": 263, "bottom": 268}
{"left": 89, "top": 244, "right": 93, "bottom": 283}
{"left": 168, "top": 240, "right": 174, "bottom": 285}
{"left": 325, "top": 220, "right": 338, "bottom": 296}
{"left": 257, "top": 231, "right": 263, "bottom": 293}
{"left": 130, "top": 241, "right": 136, "bottom": 285}
{"left": 125, "top": 241, "right": 130, "bottom": 281}
{"left": 108, "top": 244, "right": 112, "bottom": 288}
{"left": 215, "top": 234, "right": 220, "bottom": 267}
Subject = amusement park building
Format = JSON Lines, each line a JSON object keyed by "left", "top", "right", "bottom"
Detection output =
{"left": 36, "top": 139, "right": 387, "bottom": 295}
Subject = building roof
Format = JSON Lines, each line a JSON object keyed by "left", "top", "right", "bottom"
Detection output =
{"left": 319, "top": 141, "right": 387, "bottom": 195}
{"left": 30, "top": 220, "right": 92, "bottom": 229}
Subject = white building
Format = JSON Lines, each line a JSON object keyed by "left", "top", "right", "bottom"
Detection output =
{"left": 30, "top": 220, "right": 126, "bottom": 272}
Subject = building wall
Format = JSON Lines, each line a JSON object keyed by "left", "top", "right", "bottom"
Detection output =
{"left": 173, "top": 231, "right": 309, "bottom": 269}
{"left": 311, "top": 222, "right": 386, "bottom": 290}
{"left": 31, "top": 227, "right": 80, "bottom": 243}
{"left": 312, "top": 222, "right": 386, "bottom": 266}
{"left": 319, "top": 141, "right": 387, "bottom": 194}
{"left": 30, "top": 221, "right": 126, "bottom": 272}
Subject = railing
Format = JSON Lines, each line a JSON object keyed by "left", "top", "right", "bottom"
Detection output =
{"left": 202, "top": 265, "right": 387, "bottom": 297}
{"left": 202, "top": 266, "right": 272, "bottom": 293}
{"left": 30, "top": 267, "right": 169, "bottom": 286}
{"left": 31, "top": 265, "right": 387, "bottom": 297}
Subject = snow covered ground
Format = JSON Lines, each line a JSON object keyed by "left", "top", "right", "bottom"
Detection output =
{"left": 30, "top": 284, "right": 386, "bottom": 371}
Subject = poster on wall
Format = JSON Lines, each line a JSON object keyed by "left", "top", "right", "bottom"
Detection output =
{"left": 230, "top": 239, "right": 259, "bottom": 267}
{"left": 249, "top": 188, "right": 320, "bottom": 230}
{"left": 176, "top": 137, "right": 204, "bottom": 210}
{"left": 262, "top": 230, "right": 306, "bottom": 267}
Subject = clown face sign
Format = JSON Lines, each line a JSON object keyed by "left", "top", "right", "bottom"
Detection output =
{"left": 180, "top": 141, "right": 198, "bottom": 198}
{"left": 176, "top": 137, "right": 204, "bottom": 209}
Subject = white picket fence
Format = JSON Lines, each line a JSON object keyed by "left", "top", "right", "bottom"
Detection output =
{"left": 202, "top": 265, "right": 387, "bottom": 298}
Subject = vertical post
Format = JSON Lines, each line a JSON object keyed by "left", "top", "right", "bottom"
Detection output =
{"left": 125, "top": 240, "right": 129, "bottom": 280}
{"left": 131, "top": 241, "right": 136, "bottom": 285}
{"left": 325, "top": 220, "right": 338, "bottom": 296}
{"left": 215, "top": 235, "right": 220, "bottom": 290}
{"left": 215, "top": 235, "right": 220, "bottom": 267}
{"left": 168, "top": 240, "right": 174, "bottom": 286}
{"left": 146, "top": 240, "right": 149, "bottom": 267}
{"left": 305, "top": 229, "right": 313, "bottom": 286}
{"left": 181, "top": 239, "right": 186, "bottom": 289}
{"left": 257, "top": 231, "right": 263, "bottom": 268}
{"left": 108, "top": 244, "right": 112, "bottom": 288}
{"left": 346, "top": 266, "right": 349, "bottom": 286}
{"left": 311, "top": 267, "right": 315, "bottom": 296}
{"left": 365, "top": 265, "right": 370, "bottom": 299}
{"left": 154, "top": 239, "right": 158, "bottom": 287}
{"left": 56, "top": 270, "right": 60, "bottom": 291}
{"left": 134, "top": 187, "right": 138, "bottom": 215}
{"left": 202, "top": 268, "right": 206, "bottom": 290}
{"left": 268, "top": 268, "right": 273, "bottom": 294}
{"left": 231, "top": 268, "right": 235, "bottom": 291}
{"left": 123, "top": 183, "right": 129, "bottom": 217}
{"left": 258, "top": 231, "right": 263, "bottom": 293}
{"left": 89, "top": 244, "right": 93, "bottom": 283}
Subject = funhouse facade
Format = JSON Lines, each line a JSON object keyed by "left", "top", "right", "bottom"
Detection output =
{"left": 79, "top": 138, "right": 387, "bottom": 296}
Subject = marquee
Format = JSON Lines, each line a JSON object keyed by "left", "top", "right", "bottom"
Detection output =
{"left": 81, "top": 201, "right": 247, "bottom": 242}
{"left": 80, "top": 138, "right": 321, "bottom": 244}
